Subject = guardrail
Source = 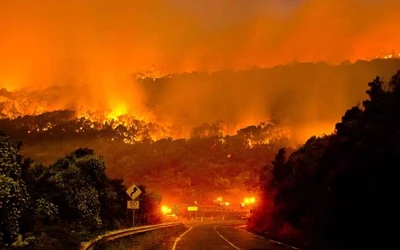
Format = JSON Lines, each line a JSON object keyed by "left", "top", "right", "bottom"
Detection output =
{"left": 80, "top": 222, "right": 183, "bottom": 250}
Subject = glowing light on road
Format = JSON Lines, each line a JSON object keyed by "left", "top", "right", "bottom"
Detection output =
{"left": 161, "top": 205, "right": 172, "bottom": 214}
{"left": 213, "top": 197, "right": 231, "bottom": 206}
{"left": 241, "top": 197, "right": 256, "bottom": 207}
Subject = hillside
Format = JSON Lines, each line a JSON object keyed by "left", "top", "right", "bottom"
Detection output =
{"left": 2, "top": 59, "right": 400, "bottom": 205}
{"left": 3, "top": 119, "right": 289, "bottom": 205}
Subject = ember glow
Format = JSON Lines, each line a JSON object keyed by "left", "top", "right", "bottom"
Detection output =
{"left": 1, "top": 0, "right": 400, "bottom": 142}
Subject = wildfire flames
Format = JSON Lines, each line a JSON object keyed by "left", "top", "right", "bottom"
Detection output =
{"left": 1, "top": 0, "right": 400, "bottom": 143}
{"left": 1, "top": 53, "right": 398, "bottom": 143}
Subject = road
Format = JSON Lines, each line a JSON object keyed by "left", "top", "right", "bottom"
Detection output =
{"left": 170, "top": 220, "right": 300, "bottom": 250}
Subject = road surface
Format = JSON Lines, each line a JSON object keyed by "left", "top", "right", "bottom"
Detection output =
{"left": 170, "top": 221, "right": 300, "bottom": 250}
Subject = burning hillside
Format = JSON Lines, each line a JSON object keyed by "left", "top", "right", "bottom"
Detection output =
{"left": 2, "top": 0, "right": 400, "bottom": 142}
{"left": 2, "top": 59, "right": 400, "bottom": 143}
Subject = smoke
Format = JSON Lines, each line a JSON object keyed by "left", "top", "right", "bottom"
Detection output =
{"left": 1, "top": 0, "right": 400, "bottom": 140}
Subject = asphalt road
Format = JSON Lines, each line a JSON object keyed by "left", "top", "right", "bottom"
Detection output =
{"left": 170, "top": 221, "right": 300, "bottom": 250}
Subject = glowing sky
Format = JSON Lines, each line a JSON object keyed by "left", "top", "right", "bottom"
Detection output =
{"left": 1, "top": 0, "right": 400, "bottom": 141}
{"left": 1, "top": 0, "right": 399, "bottom": 85}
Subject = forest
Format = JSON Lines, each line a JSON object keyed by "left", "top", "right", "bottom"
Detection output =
{"left": 0, "top": 118, "right": 289, "bottom": 205}
{"left": 1, "top": 60, "right": 400, "bottom": 249}
{"left": 250, "top": 71, "right": 400, "bottom": 249}
{"left": 2, "top": 59, "right": 400, "bottom": 205}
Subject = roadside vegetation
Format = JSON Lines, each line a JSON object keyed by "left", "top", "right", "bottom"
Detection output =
{"left": 250, "top": 71, "right": 400, "bottom": 249}
{"left": 0, "top": 137, "right": 162, "bottom": 249}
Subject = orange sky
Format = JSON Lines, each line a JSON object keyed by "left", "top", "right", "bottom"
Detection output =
{"left": 1, "top": 0, "right": 399, "bottom": 88}
{"left": 1, "top": 0, "right": 400, "bottom": 141}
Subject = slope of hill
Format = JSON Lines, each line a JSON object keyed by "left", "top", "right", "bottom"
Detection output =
{"left": 2, "top": 59, "right": 400, "bottom": 205}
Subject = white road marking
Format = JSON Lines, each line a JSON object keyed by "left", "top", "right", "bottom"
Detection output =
{"left": 171, "top": 226, "right": 194, "bottom": 250}
{"left": 237, "top": 226, "right": 301, "bottom": 250}
{"left": 213, "top": 225, "right": 242, "bottom": 250}
{"left": 172, "top": 223, "right": 300, "bottom": 250}
{"left": 246, "top": 230, "right": 264, "bottom": 239}
{"left": 269, "top": 239, "right": 301, "bottom": 250}
{"left": 234, "top": 225, "right": 264, "bottom": 239}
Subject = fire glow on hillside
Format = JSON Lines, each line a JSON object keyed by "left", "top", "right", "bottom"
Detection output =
{"left": 1, "top": 0, "right": 400, "bottom": 142}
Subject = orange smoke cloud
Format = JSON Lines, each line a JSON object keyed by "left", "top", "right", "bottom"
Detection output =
{"left": 1, "top": 0, "right": 399, "bottom": 84}
{"left": 1, "top": 0, "right": 400, "bottom": 141}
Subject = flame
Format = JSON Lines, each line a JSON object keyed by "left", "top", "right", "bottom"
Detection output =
{"left": 373, "top": 50, "right": 400, "bottom": 60}
{"left": 1, "top": 1, "right": 400, "bottom": 144}
{"left": 106, "top": 103, "right": 128, "bottom": 120}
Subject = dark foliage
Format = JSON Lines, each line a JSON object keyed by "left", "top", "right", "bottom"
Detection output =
{"left": 252, "top": 71, "right": 400, "bottom": 249}
{"left": 0, "top": 139, "right": 156, "bottom": 249}
{"left": 135, "top": 185, "right": 162, "bottom": 226}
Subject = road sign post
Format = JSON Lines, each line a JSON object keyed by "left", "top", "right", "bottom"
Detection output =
{"left": 127, "top": 200, "right": 140, "bottom": 209}
{"left": 187, "top": 206, "right": 198, "bottom": 220}
{"left": 126, "top": 184, "right": 142, "bottom": 227}
{"left": 132, "top": 209, "right": 135, "bottom": 227}
{"left": 126, "top": 184, "right": 142, "bottom": 200}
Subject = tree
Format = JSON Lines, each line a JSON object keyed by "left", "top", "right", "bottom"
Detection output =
{"left": 20, "top": 148, "right": 130, "bottom": 249}
{"left": 0, "top": 175, "right": 29, "bottom": 245}
{"left": 271, "top": 147, "right": 289, "bottom": 188}
{"left": 0, "top": 135, "right": 30, "bottom": 245}
{"left": 135, "top": 185, "right": 162, "bottom": 225}
{"left": 252, "top": 71, "right": 400, "bottom": 249}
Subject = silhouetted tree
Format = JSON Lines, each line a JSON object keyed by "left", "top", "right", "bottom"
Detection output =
{"left": 271, "top": 148, "right": 288, "bottom": 188}
{"left": 135, "top": 185, "right": 162, "bottom": 225}
{"left": 252, "top": 71, "right": 400, "bottom": 249}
